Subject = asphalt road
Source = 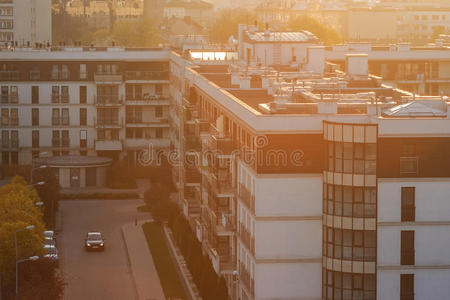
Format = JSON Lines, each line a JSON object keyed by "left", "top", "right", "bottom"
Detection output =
{"left": 59, "top": 199, "right": 141, "bottom": 300}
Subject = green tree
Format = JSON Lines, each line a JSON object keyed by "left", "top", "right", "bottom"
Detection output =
{"left": 289, "top": 16, "right": 342, "bottom": 45}
{"left": 209, "top": 9, "right": 257, "bottom": 43}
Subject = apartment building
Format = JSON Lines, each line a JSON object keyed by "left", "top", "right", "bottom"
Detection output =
{"left": 0, "top": 0, "right": 51, "bottom": 45}
{"left": 325, "top": 42, "right": 450, "bottom": 96}
{"left": 0, "top": 47, "right": 171, "bottom": 173}
{"left": 171, "top": 37, "right": 450, "bottom": 299}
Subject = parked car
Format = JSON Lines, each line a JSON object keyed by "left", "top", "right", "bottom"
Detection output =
{"left": 44, "top": 230, "right": 54, "bottom": 239}
{"left": 85, "top": 232, "right": 105, "bottom": 251}
{"left": 43, "top": 245, "right": 59, "bottom": 261}
{"left": 43, "top": 238, "right": 56, "bottom": 247}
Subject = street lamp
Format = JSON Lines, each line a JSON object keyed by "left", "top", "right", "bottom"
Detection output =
{"left": 14, "top": 225, "right": 35, "bottom": 300}
{"left": 28, "top": 181, "right": 45, "bottom": 187}
{"left": 30, "top": 165, "right": 47, "bottom": 185}
{"left": 16, "top": 256, "right": 39, "bottom": 297}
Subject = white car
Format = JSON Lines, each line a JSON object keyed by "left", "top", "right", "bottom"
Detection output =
{"left": 43, "top": 245, "right": 59, "bottom": 261}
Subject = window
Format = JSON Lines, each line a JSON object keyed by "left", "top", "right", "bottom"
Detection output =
{"left": 80, "top": 108, "right": 87, "bottom": 126}
{"left": 10, "top": 108, "right": 17, "bottom": 125}
{"left": 61, "top": 65, "right": 69, "bottom": 80}
{"left": 11, "top": 151, "right": 18, "bottom": 164}
{"left": 155, "top": 84, "right": 163, "bottom": 95}
{"left": 52, "top": 108, "right": 60, "bottom": 125}
{"left": 52, "top": 86, "right": 59, "bottom": 103}
{"left": 61, "top": 108, "right": 69, "bottom": 125}
{"left": 1, "top": 86, "right": 8, "bottom": 103}
{"left": 61, "top": 86, "right": 69, "bottom": 103}
{"left": 32, "top": 131, "right": 39, "bottom": 148}
{"left": 155, "top": 106, "right": 163, "bottom": 118}
{"left": 10, "top": 86, "right": 17, "bottom": 103}
{"left": 1, "top": 130, "right": 8, "bottom": 148}
{"left": 32, "top": 108, "right": 39, "bottom": 126}
{"left": 52, "top": 131, "right": 60, "bottom": 147}
{"left": 156, "top": 128, "right": 163, "bottom": 138}
{"left": 80, "top": 64, "right": 87, "bottom": 79}
{"left": 401, "top": 231, "right": 415, "bottom": 265}
{"left": 80, "top": 130, "right": 87, "bottom": 148}
{"left": 1, "top": 108, "right": 8, "bottom": 125}
{"left": 80, "top": 86, "right": 87, "bottom": 104}
{"left": 61, "top": 130, "right": 69, "bottom": 147}
{"left": 10, "top": 131, "right": 18, "bottom": 148}
{"left": 401, "top": 187, "right": 415, "bottom": 222}
{"left": 32, "top": 86, "right": 39, "bottom": 104}
{"left": 401, "top": 274, "right": 414, "bottom": 300}
{"left": 1, "top": 151, "right": 9, "bottom": 165}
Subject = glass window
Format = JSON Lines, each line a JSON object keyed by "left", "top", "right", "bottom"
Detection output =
{"left": 365, "top": 144, "right": 376, "bottom": 160}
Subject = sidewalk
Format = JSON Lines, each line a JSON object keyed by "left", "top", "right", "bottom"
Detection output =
{"left": 122, "top": 219, "right": 166, "bottom": 300}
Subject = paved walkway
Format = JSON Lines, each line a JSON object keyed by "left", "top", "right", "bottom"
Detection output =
{"left": 122, "top": 219, "right": 166, "bottom": 300}
{"left": 121, "top": 179, "right": 165, "bottom": 300}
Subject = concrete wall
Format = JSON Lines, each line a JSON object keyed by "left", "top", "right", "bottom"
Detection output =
{"left": 377, "top": 179, "right": 450, "bottom": 300}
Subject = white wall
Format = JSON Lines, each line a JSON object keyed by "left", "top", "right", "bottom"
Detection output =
{"left": 378, "top": 179, "right": 450, "bottom": 300}
{"left": 256, "top": 262, "right": 322, "bottom": 300}
{"left": 255, "top": 175, "right": 322, "bottom": 217}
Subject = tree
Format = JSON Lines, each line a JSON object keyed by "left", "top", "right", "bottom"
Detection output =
{"left": 34, "top": 168, "right": 60, "bottom": 229}
{"left": 112, "top": 19, "right": 161, "bottom": 47}
{"left": 209, "top": 9, "right": 257, "bottom": 43}
{"left": 289, "top": 16, "right": 342, "bottom": 45}
{"left": 0, "top": 176, "right": 46, "bottom": 285}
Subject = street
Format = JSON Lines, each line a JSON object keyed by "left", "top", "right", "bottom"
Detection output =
{"left": 59, "top": 199, "right": 141, "bottom": 300}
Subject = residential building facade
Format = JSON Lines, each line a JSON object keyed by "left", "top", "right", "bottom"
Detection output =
{"left": 0, "top": 0, "right": 51, "bottom": 45}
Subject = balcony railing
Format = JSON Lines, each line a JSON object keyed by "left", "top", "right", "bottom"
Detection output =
{"left": 95, "top": 95, "right": 123, "bottom": 105}
{"left": 239, "top": 184, "right": 255, "bottom": 213}
{"left": 51, "top": 71, "right": 70, "bottom": 80}
{"left": 61, "top": 138, "right": 70, "bottom": 147}
{"left": 51, "top": 93, "right": 70, "bottom": 103}
{"left": 95, "top": 118, "right": 122, "bottom": 127}
{"left": 185, "top": 167, "right": 201, "bottom": 184}
{"left": 400, "top": 157, "right": 418, "bottom": 175}
{"left": 240, "top": 263, "right": 255, "bottom": 297}
{"left": 211, "top": 174, "right": 234, "bottom": 196}
{"left": 1, "top": 94, "right": 18, "bottom": 104}
{"left": 94, "top": 72, "right": 123, "bottom": 83}
{"left": 125, "top": 71, "right": 169, "bottom": 81}
{"left": 239, "top": 223, "right": 255, "bottom": 255}
{"left": 208, "top": 134, "right": 234, "bottom": 155}
{"left": 195, "top": 119, "right": 210, "bottom": 137}
{"left": 29, "top": 70, "right": 40, "bottom": 80}
{"left": 0, "top": 71, "right": 20, "bottom": 81}
{"left": 52, "top": 139, "right": 60, "bottom": 147}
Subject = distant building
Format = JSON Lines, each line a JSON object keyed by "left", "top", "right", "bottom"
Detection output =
{"left": 238, "top": 24, "right": 320, "bottom": 67}
{"left": 326, "top": 42, "right": 450, "bottom": 96}
{"left": 163, "top": 0, "right": 213, "bottom": 27}
{"left": 0, "top": 0, "right": 52, "bottom": 46}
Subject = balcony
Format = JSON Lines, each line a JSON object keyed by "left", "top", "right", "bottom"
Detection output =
{"left": 0, "top": 71, "right": 20, "bottom": 81}
{"left": 239, "top": 184, "right": 255, "bottom": 213}
{"left": 195, "top": 119, "right": 210, "bottom": 137}
{"left": 185, "top": 166, "right": 201, "bottom": 185}
{"left": 1, "top": 94, "right": 18, "bottom": 104}
{"left": 184, "top": 185, "right": 201, "bottom": 216}
{"left": 125, "top": 95, "right": 170, "bottom": 106}
{"left": 29, "top": 70, "right": 40, "bottom": 80}
{"left": 400, "top": 157, "right": 418, "bottom": 175}
{"left": 125, "top": 71, "right": 169, "bottom": 82}
{"left": 211, "top": 174, "right": 234, "bottom": 196}
{"left": 95, "top": 139, "right": 123, "bottom": 151}
{"left": 208, "top": 135, "right": 234, "bottom": 156}
{"left": 214, "top": 212, "right": 236, "bottom": 235}
{"left": 94, "top": 72, "right": 123, "bottom": 83}
{"left": 61, "top": 138, "right": 70, "bottom": 148}
{"left": 51, "top": 71, "right": 70, "bottom": 80}
{"left": 52, "top": 138, "right": 60, "bottom": 147}
{"left": 126, "top": 118, "right": 170, "bottom": 127}
{"left": 95, "top": 95, "right": 123, "bottom": 106}
{"left": 240, "top": 263, "right": 255, "bottom": 298}
{"left": 239, "top": 223, "right": 255, "bottom": 255}
{"left": 184, "top": 136, "right": 201, "bottom": 152}
{"left": 51, "top": 93, "right": 70, "bottom": 104}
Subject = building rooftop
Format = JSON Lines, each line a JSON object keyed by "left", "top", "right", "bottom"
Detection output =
{"left": 245, "top": 31, "right": 319, "bottom": 43}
